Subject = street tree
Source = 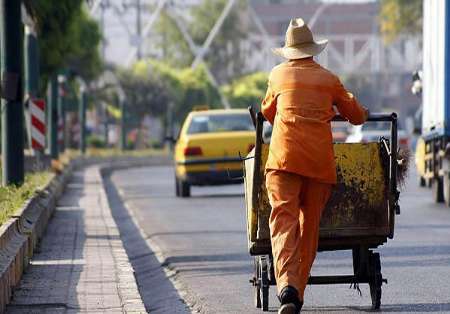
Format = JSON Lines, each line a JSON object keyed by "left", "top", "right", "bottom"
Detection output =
{"left": 23, "top": 1, "right": 102, "bottom": 93}
{"left": 379, "top": 0, "right": 422, "bottom": 43}
{"left": 222, "top": 72, "right": 268, "bottom": 108}
{"left": 154, "top": 0, "right": 249, "bottom": 84}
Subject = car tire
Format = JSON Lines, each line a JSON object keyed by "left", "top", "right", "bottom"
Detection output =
{"left": 433, "top": 177, "right": 444, "bottom": 203}
{"left": 444, "top": 174, "right": 450, "bottom": 207}
{"left": 180, "top": 179, "right": 191, "bottom": 198}
{"left": 175, "top": 176, "right": 180, "bottom": 197}
{"left": 419, "top": 176, "right": 426, "bottom": 187}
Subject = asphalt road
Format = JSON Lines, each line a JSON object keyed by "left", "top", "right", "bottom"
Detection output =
{"left": 110, "top": 166, "right": 450, "bottom": 313}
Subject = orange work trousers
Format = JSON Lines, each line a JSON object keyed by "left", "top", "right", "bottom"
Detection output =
{"left": 266, "top": 169, "right": 332, "bottom": 300}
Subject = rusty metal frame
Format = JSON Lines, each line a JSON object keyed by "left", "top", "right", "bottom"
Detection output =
{"left": 249, "top": 112, "right": 399, "bottom": 249}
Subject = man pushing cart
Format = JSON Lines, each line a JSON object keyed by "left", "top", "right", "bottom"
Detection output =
{"left": 244, "top": 18, "right": 402, "bottom": 313}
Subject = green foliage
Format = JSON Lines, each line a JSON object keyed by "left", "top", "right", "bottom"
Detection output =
{"left": 379, "top": 0, "right": 422, "bottom": 43}
{"left": 154, "top": 0, "right": 249, "bottom": 83}
{"left": 119, "top": 59, "right": 221, "bottom": 124}
{"left": 26, "top": 1, "right": 102, "bottom": 92}
{"left": 189, "top": 0, "right": 248, "bottom": 83}
{"left": 86, "top": 134, "right": 106, "bottom": 148}
{"left": 222, "top": 72, "right": 268, "bottom": 108}
{"left": 0, "top": 171, "right": 53, "bottom": 226}
{"left": 117, "top": 61, "right": 171, "bottom": 126}
{"left": 154, "top": 11, "right": 193, "bottom": 67}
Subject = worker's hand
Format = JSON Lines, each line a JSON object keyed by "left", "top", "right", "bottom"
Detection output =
{"left": 364, "top": 108, "right": 370, "bottom": 122}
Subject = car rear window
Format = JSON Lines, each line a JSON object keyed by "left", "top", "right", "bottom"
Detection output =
{"left": 187, "top": 114, "right": 254, "bottom": 134}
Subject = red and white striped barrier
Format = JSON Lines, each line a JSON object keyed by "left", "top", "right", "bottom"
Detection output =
{"left": 30, "top": 98, "right": 46, "bottom": 150}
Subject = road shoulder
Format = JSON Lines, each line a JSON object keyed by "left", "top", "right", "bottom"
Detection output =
{"left": 103, "top": 169, "right": 192, "bottom": 313}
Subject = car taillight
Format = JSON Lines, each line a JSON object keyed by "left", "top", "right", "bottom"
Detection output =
{"left": 399, "top": 138, "right": 409, "bottom": 147}
{"left": 184, "top": 146, "right": 203, "bottom": 156}
{"left": 248, "top": 144, "right": 255, "bottom": 153}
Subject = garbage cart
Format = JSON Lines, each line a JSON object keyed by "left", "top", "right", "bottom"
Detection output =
{"left": 244, "top": 111, "right": 401, "bottom": 311}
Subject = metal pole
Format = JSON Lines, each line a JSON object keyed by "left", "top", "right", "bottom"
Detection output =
{"left": 1, "top": 0, "right": 24, "bottom": 185}
{"left": 57, "top": 75, "right": 66, "bottom": 153}
{"left": 101, "top": 1, "right": 106, "bottom": 60}
{"left": 79, "top": 87, "right": 87, "bottom": 154}
{"left": 48, "top": 76, "right": 59, "bottom": 160}
{"left": 103, "top": 102, "right": 109, "bottom": 147}
{"left": 136, "top": 0, "right": 142, "bottom": 60}
{"left": 120, "top": 100, "right": 126, "bottom": 150}
{"left": 24, "top": 27, "right": 39, "bottom": 98}
{"left": 25, "top": 24, "right": 44, "bottom": 170}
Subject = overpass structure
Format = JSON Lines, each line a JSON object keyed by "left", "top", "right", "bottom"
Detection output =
{"left": 88, "top": 0, "right": 421, "bottom": 75}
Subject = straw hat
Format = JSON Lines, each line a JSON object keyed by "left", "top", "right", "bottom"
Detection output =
{"left": 273, "top": 18, "right": 328, "bottom": 60}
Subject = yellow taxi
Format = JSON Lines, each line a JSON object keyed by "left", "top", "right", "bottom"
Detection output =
{"left": 174, "top": 108, "right": 256, "bottom": 197}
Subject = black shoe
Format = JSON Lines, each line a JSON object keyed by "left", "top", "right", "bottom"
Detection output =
{"left": 278, "top": 286, "right": 303, "bottom": 314}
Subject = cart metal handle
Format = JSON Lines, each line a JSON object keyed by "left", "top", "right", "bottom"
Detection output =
{"left": 333, "top": 112, "right": 397, "bottom": 122}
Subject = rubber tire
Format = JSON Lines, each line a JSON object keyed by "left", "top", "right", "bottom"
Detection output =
{"left": 419, "top": 176, "right": 426, "bottom": 187}
{"left": 433, "top": 177, "right": 444, "bottom": 203}
{"left": 444, "top": 174, "right": 450, "bottom": 207}
{"left": 180, "top": 179, "right": 191, "bottom": 198}
{"left": 260, "top": 257, "right": 269, "bottom": 312}
{"left": 369, "top": 252, "right": 382, "bottom": 310}
{"left": 175, "top": 177, "right": 180, "bottom": 197}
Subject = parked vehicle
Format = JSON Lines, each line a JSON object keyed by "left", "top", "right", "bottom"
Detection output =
{"left": 173, "top": 108, "right": 255, "bottom": 197}
{"left": 262, "top": 121, "right": 350, "bottom": 143}
{"left": 346, "top": 121, "right": 410, "bottom": 150}
{"left": 416, "top": 0, "right": 450, "bottom": 205}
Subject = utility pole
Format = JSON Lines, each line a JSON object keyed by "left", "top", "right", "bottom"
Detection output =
{"left": 100, "top": 0, "right": 107, "bottom": 60}
{"left": 136, "top": 0, "right": 142, "bottom": 60}
{"left": 120, "top": 99, "right": 126, "bottom": 151}
{"left": 103, "top": 102, "right": 109, "bottom": 147}
{"left": 48, "top": 76, "right": 59, "bottom": 160}
{"left": 79, "top": 86, "right": 87, "bottom": 154}
{"left": 57, "top": 75, "right": 66, "bottom": 153}
{"left": 1, "top": 0, "right": 24, "bottom": 185}
{"left": 25, "top": 22, "right": 43, "bottom": 170}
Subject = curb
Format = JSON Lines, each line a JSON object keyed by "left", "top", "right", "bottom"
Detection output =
{"left": 0, "top": 160, "right": 74, "bottom": 312}
{"left": 0, "top": 154, "right": 171, "bottom": 313}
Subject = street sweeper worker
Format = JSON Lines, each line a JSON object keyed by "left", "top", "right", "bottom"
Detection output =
{"left": 261, "top": 18, "right": 369, "bottom": 314}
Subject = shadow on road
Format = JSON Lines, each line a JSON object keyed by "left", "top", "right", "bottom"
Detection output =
{"left": 103, "top": 171, "right": 189, "bottom": 314}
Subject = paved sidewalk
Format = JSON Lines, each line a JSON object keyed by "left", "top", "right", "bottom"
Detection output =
{"left": 7, "top": 166, "right": 146, "bottom": 313}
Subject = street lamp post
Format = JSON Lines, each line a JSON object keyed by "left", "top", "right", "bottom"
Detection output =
{"left": 1, "top": 0, "right": 24, "bottom": 185}
{"left": 79, "top": 85, "right": 87, "bottom": 155}
{"left": 57, "top": 74, "right": 66, "bottom": 153}
{"left": 120, "top": 99, "right": 127, "bottom": 151}
{"left": 48, "top": 76, "right": 59, "bottom": 160}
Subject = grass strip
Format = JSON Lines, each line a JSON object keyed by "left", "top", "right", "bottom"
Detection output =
{"left": 0, "top": 171, "right": 53, "bottom": 226}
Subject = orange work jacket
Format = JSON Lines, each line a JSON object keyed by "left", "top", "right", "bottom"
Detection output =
{"left": 261, "top": 58, "right": 368, "bottom": 184}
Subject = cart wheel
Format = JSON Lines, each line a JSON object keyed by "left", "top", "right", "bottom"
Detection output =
{"left": 369, "top": 252, "right": 382, "bottom": 310}
{"left": 254, "top": 258, "right": 261, "bottom": 308}
{"left": 433, "top": 177, "right": 444, "bottom": 203}
{"left": 443, "top": 174, "right": 450, "bottom": 207}
{"left": 260, "top": 257, "right": 269, "bottom": 311}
